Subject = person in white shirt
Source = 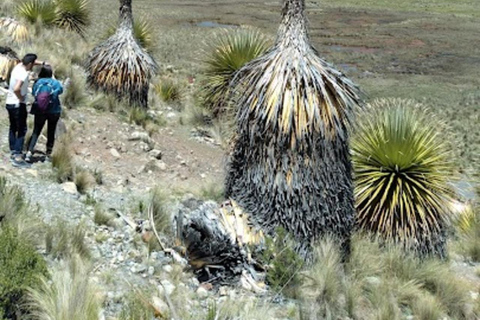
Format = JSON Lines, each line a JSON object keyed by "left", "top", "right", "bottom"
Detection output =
{"left": 5, "top": 53, "right": 47, "bottom": 168}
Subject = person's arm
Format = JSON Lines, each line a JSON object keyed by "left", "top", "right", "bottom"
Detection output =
{"left": 56, "top": 80, "right": 63, "bottom": 95}
{"left": 13, "top": 79, "right": 25, "bottom": 103}
{"left": 34, "top": 60, "right": 49, "bottom": 66}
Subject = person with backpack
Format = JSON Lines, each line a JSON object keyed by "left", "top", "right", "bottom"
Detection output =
{"left": 5, "top": 53, "right": 47, "bottom": 168}
{"left": 25, "top": 65, "right": 63, "bottom": 163}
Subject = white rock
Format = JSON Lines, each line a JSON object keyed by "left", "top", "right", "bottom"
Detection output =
{"left": 196, "top": 287, "right": 209, "bottom": 299}
{"left": 159, "top": 280, "right": 176, "bottom": 296}
{"left": 148, "top": 149, "right": 163, "bottom": 160}
{"left": 110, "top": 148, "right": 121, "bottom": 158}
{"left": 148, "top": 266, "right": 155, "bottom": 276}
{"left": 156, "top": 161, "right": 167, "bottom": 171}
{"left": 129, "top": 131, "right": 151, "bottom": 143}
{"left": 62, "top": 182, "right": 77, "bottom": 194}
{"left": 151, "top": 296, "right": 168, "bottom": 314}
{"left": 162, "top": 265, "right": 173, "bottom": 273}
{"left": 219, "top": 286, "right": 229, "bottom": 296}
{"left": 131, "top": 264, "right": 147, "bottom": 274}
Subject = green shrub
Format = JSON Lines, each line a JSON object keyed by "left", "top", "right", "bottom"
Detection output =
{"left": 259, "top": 228, "right": 303, "bottom": 297}
{"left": 0, "top": 227, "right": 47, "bottom": 319}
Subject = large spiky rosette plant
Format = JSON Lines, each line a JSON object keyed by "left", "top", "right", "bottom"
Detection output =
{"left": 225, "top": 0, "right": 362, "bottom": 257}
{"left": 352, "top": 99, "right": 455, "bottom": 258}
{"left": 85, "top": 0, "right": 156, "bottom": 108}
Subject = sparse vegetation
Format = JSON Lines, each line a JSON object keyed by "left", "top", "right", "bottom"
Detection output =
{"left": 298, "top": 236, "right": 474, "bottom": 320}
{"left": 45, "top": 220, "right": 90, "bottom": 260}
{"left": 198, "top": 182, "right": 224, "bottom": 202}
{"left": 352, "top": 99, "right": 455, "bottom": 257}
{"left": 27, "top": 255, "right": 101, "bottom": 320}
{"left": 119, "top": 293, "right": 154, "bottom": 320}
{"left": 154, "top": 79, "right": 182, "bottom": 105}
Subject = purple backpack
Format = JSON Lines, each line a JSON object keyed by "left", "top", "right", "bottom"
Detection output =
{"left": 35, "top": 82, "right": 54, "bottom": 113}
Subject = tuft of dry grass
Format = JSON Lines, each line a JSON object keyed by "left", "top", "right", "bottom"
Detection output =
{"left": 93, "top": 205, "right": 114, "bottom": 227}
{"left": 27, "top": 255, "right": 101, "bottom": 320}
{"left": 0, "top": 176, "right": 44, "bottom": 245}
{"left": 298, "top": 235, "right": 475, "bottom": 320}
{"left": 149, "top": 188, "right": 172, "bottom": 236}
{"left": 51, "top": 135, "right": 75, "bottom": 183}
{"left": 74, "top": 169, "right": 95, "bottom": 194}
{"left": 154, "top": 79, "right": 182, "bottom": 105}
{"left": 45, "top": 220, "right": 90, "bottom": 260}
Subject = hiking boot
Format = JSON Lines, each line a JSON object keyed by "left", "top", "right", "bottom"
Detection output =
{"left": 12, "top": 157, "right": 31, "bottom": 169}
{"left": 25, "top": 151, "right": 33, "bottom": 163}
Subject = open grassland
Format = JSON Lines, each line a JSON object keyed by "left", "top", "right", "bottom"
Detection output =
{"left": 84, "top": 0, "right": 479, "bottom": 181}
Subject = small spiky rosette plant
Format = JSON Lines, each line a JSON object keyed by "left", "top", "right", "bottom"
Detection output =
{"left": 202, "top": 28, "right": 270, "bottom": 117}
{"left": 85, "top": 0, "right": 157, "bottom": 108}
{"left": 352, "top": 99, "right": 454, "bottom": 258}
{"left": 0, "top": 18, "right": 29, "bottom": 42}
{"left": 225, "top": 0, "right": 361, "bottom": 257}
{"left": 55, "top": 0, "right": 90, "bottom": 36}
{"left": 0, "top": 46, "right": 19, "bottom": 82}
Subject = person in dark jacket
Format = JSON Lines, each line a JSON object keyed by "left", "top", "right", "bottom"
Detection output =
{"left": 25, "top": 65, "right": 63, "bottom": 163}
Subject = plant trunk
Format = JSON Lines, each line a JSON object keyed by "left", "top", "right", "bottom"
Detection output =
{"left": 119, "top": 0, "right": 134, "bottom": 30}
{"left": 277, "top": 0, "right": 309, "bottom": 47}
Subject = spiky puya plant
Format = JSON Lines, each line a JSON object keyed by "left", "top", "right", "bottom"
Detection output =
{"left": 202, "top": 28, "right": 270, "bottom": 118}
{"left": 17, "top": 0, "right": 57, "bottom": 26}
{"left": 85, "top": 0, "right": 157, "bottom": 108}
{"left": 55, "top": 0, "right": 90, "bottom": 36}
{"left": 17, "top": 0, "right": 89, "bottom": 35}
{"left": 0, "top": 46, "right": 19, "bottom": 82}
{"left": 225, "top": 0, "right": 361, "bottom": 258}
{"left": 352, "top": 99, "right": 455, "bottom": 258}
{"left": 0, "top": 17, "right": 29, "bottom": 42}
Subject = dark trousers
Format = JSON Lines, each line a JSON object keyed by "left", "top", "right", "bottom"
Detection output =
{"left": 6, "top": 103, "right": 27, "bottom": 155}
{"left": 28, "top": 113, "right": 61, "bottom": 155}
